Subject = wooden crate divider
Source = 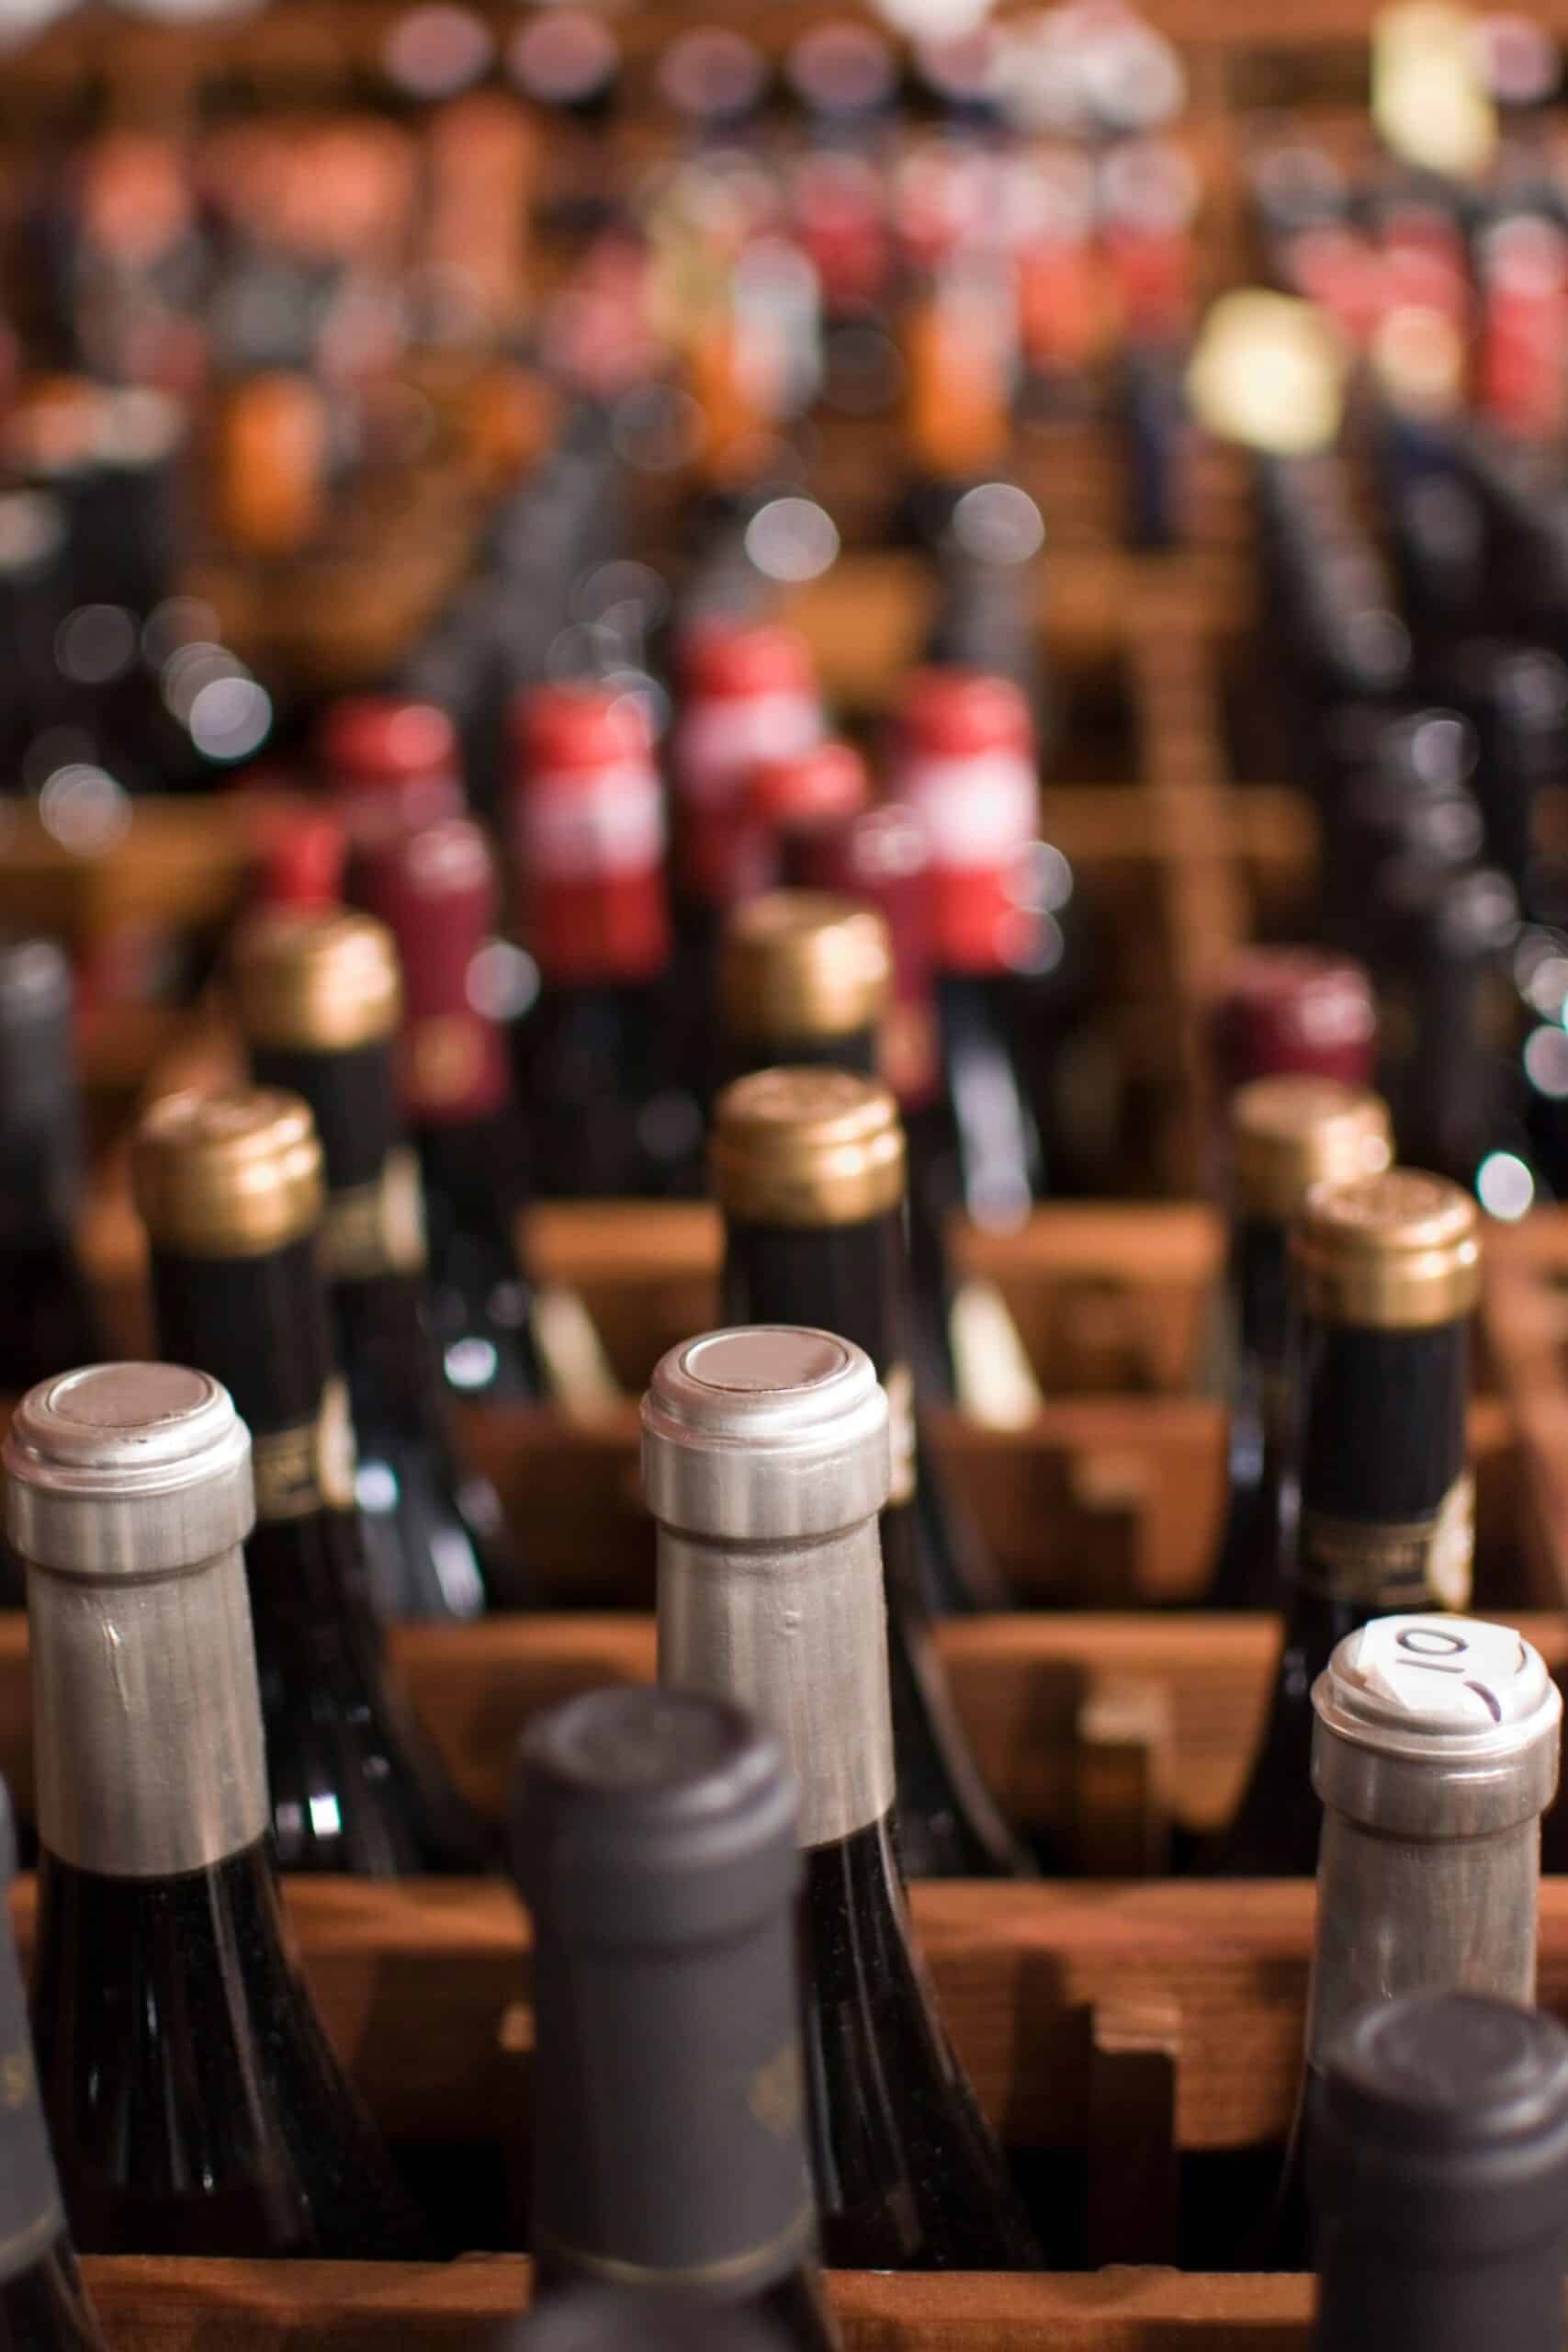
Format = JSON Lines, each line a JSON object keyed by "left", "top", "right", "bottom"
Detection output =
{"left": 17, "top": 1868, "right": 1568, "bottom": 2174}
{"left": 78, "top": 2256, "right": 1314, "bottom": 2351}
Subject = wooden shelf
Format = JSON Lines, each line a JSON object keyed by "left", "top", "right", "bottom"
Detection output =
{"left": 80, "top": 2256, "right": 1315, "bottom": 2351}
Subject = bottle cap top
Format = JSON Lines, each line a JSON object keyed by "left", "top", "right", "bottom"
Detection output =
{"left": 718, "top": 894, "right": 892, "bottom": 1047}
{"left": 678, "top": 619, "right": 817, "bottom": 703}
{"left": 894, "top": 667, "right": 1033, "bottom": 759}
{"left": 642, "top": 1326, "right": 891, "bottom": 1543}
{"left": 1232, "top": 1077, "right": 1393, "bottom": 1222}
{"left": 749, "top": 741, "right": 869, "bottom": 829}
{"left": 317, "top": 695, "right": 458, "bottom": 788}
{"left": 1313, "top": 1993, "right": 1568, "bottom": 2262}
{"left": 231, "top": 908, "right": 401, "bottom": 1051}
{"left": 1211, "top": 947, "right": 1379, "bottom": 1087}
{"left": 133, "top": 1087, "right": 323, "bottom": 1259}
{"left": 709, "top": 1066, "right": 905, "bottom": 1227}
{"left": 5, "top": 1362, "right": 254, "bottom": 1577}
{"left": 1313, "top": 1615, "right": 1561, "bottom": 1837}
{"left": 511, "top": 1685, "right": 799, "bottom": 1950}
{"left": 1293, "top": 1167, "right": 1481, "bottom": 1329}
{"left": 511, "top": 681, "right": 654, "bottom": 779}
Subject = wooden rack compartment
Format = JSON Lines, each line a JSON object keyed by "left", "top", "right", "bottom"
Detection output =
{"left": 79, "top": 2257, "right": 1315, "bottom": 2350}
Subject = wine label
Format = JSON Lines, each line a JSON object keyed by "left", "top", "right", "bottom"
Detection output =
{"left": 320, "top": 1148, "right": 428, "bottom": 1283}
{"left": 0, "top": 1927, "right": 62, "bottom": 2283}
{"left": 1297, "top": 1471, "right": 1474, "bottom": 1611}
{"left": 249, "top": 1377, "right": 357, "bottom": 1522}
{"left": 885, "top": 1359, "right": 916, "bottom": 1506}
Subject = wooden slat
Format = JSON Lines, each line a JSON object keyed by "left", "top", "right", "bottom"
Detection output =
{"left": 80, "top": 2257, "right": 1314, "bottom": 2352}
{"left": 19, "top": 1873, "right": 1568, "bottom": 2158}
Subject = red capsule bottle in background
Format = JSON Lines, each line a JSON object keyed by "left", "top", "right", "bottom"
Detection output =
{"left": 318, "top": 695, "right": 466, "bottom": 868}
{"left": 510, "top": 681, "right": 692, "bottom": 1196}
{"left": 354, "top": 816, "right": 540, "bottom": 1402}
{"left": 886, "top": 667, "right": 1044, "bottom": 1229}
{"left": 753, "top": 738, "right": 870, "bottom": 894}
{"left": 666, "top": 617, "right": 824, "bottom": 1124}
{"left": 801, "top": 802, "right": 954, "bottom": 1398}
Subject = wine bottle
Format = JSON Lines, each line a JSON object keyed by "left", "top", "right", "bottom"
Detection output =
{"left": 507, "top": 682, "right": 687, "bottom": 1198}
{"left": 515, "top": 2286, "right": 805, "bottom": 2351}
{"left": 710, "top": 1069, "right": 1024, "bottom": 1874}
{"left": 354, "top": 818, "right": 541, "bottom": 1402}
{"left": 7, "top": 1361, "right": 431, "bottom": 2256}
{"left": 1207, "top": 949, "right": 1380, "bottom": 1204}
{"left": 670, "top": 618, "right": 825, "bottom": 949}
{"left": 511, "top": 1685, "right": 839, "bottom": 2351}
{"left": 1452, "top": 641, "right": 1568, "bottom": 920}
{"left": 1206, "top": 1078, "right": 1393, "bottom": 1610}
{"left": 1374, "top": 861, "right": 1529, "bottom": 1198}
{"left": 716, "top": 891, "right": 991, "bottom": 1434}
{"left": 131, "top": 1086, "right": 490, "bottom": 1872}
{"left": 0, "top": 938, "right": 99, "bottom": 1398}
{"left": 317, "top": 695, "right": 466, "bottom": 863}
{"left": 646, "top": 1326, "right": 1043, "bottom": 2268}
{"left": 794, "top": 805, "right": 953, "bottom": 1393}
{"left": 1269, "top": 1612, "right": 1561, "bottom": 2269}
{"left": 717, "top": 894, "right": 890, "bottom": 1085}
{"left": 752, "top": 741, "right": 870, "bottom": 897}
{"left": 1310, "top": 1992, "right": 1568, "bottom": 2352}
{"left": 231, "top": 907, "right": 518, "bottom": 1618}
{"left": 1315, "top": 709, "right": 1481, "bottom": 963}
{"left": 886, "top": 668, "right": 1043, "bottom": 1228}
{"left": 0, "top": 1771, "right": 107, "bottom": 2349}
{"left": 922, "top": 481, "right": 1049, "bottom": 733}
{"left": 1204, "top": 1169, "right": 1480, "bottom": 1875}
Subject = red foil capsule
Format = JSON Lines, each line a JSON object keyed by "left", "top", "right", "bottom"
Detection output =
{"left": 355, "top": 817, "right": 510, "bottom": 1125}
{"left": 802, "top": 801, "right": 941, "bottom": 1111}
{"left": 317, "top": 695, "right": 465, "bottom": 845}
{"left": 887, "top": 669, "right": 1041, "bottom": 978}
{"left": 1211, "top": 947, "right": 1380, "bottom": 1091}
{"left": 751, "top": 738, "right": 870, "bottom": 890}
{"left": 670, "top": 620, "right": 823, "bottom": 908}
{"left": 509, "top": 682, "right": 671, "bottom": 986}
{"left": 247, "top": 797, "right": 346, "bottom": 911}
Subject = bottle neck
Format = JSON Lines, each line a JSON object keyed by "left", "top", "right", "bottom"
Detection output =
{"left": 658, "top": 1515, "right": 897, "bottom": 1852}
{"left": 1288, "top": 1309, "right": 1472, "bottom": 1624}
{"left": 1305, "top": 1808, "right": 1538, "bottom": 2083}
{"left": 0, "top": 1899, "right": 66, "bottom": 2281}
{"left": 28, "top": 1538, "right": 270, "bottom": 1879}
{"left": 150, "top": 1239, "right": 356, "bottom": 1525}
{"left": 530, "top": 1904, "right": 817, "bottom": 2295}
{"left": 720, "top": 1208, "right": 914, "bottom": 1508}
{"left": 726, "top": 1023, "right": 879, "bottom": 1087}
{"left": 0, "top": 1098, "right": 83, "bottom": 1255}
{"left": 251, "top": 1039, "right": 428, "bottom": 1287}
{"left": 1232, "top": 1214, "right": 1292, "bottom": 1374}
{"left": 1314, "top": 2216, "right": 1564, "bottom": 2352}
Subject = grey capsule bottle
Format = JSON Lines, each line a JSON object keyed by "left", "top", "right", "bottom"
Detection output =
{"left": 9, "top": 1361, "right": 428, "bottom": 2258}
{"left": 1268, "top": 1611, "right": 1562, "bottom": 2267}
{"left": 510, "top": 1684, "right": 840, "bottom": 2351}
{"left": 644, "top": 1326, "right": 1041, "bottom": 2269}
{"left": 1312, "top": 1992, "right": 1568, "bottom": 2352}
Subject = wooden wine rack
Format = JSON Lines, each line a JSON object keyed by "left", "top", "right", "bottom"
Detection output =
{"left": 5, "top": 0, "right": 1568, "bottom": 2336}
